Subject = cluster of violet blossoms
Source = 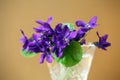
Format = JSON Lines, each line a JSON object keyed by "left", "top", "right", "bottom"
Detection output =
{"left": 20, "top": 16, "right": 111, "bottom": 64}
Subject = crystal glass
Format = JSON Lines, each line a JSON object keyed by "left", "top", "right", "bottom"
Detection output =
{"left": 47, "top": 43, "right": 96, "bottom": 80}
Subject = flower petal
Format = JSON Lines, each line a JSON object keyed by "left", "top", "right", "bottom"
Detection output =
{"left": 75, "top": 29, "right": 85, "bottom": 41}
{"left": 39, "top": 53, "right": 46, "bottom": 64}
{"left": 81, "top": 27, "right": 89, "bottom": 32}
{"left": 62, "top": 25, "right": 70, "bottom": 37}
{"left": 88, "top": 16, "right": 97, "bottom": 28}
{"left": 76, "top": 20, "right": 86, "bottom": 27}
{"left": 47, "top": 16, "right": 52, "bottom": 24}
{"left": 36, "top": 20, "right": 44, "bottom": 25}
{"left": 32, "top": 34, "right": 38, "bottom": 41}
{"left": 33, "top": 26, "right": 45, "bottom": 33}
{"left": 20, "top": 29, "right": 28, "bottom": 43}
{"left": 56, "top": 49, "right": 63, "bottom": 58}
{"left": 46, "top": 53, "right": 52, "bottom": 63}
{"left": 101, "top": 34, "right": 108, "bottom": 41}
{"left": 52, "top": 46, "right": 57, "bottom": 52}
{"left": 55, "top": 23, "right": 62, "bottom": 34}
{"left": 69, "top": 31, "right": 77, "bottom": 39}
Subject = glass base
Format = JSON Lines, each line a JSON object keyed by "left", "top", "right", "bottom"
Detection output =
{"left": 47, "top": 43, "right": 96, "bottom": 80}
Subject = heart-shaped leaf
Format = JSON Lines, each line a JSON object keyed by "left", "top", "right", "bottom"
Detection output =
{"left": 54, "top": 40, "right": 83, "bottom": 67}
{"left": 21, "top": 50, "right": 37, "bottom": 58}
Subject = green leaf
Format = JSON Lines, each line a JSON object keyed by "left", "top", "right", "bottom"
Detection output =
{"left": 21, "top": 50, "right": 37, "bottom": 58}
{"left": 62, "top": 23, "right": 75, "bottom": 31}
{"left": 58, "top": 40, "right": 82, "bottom": 67}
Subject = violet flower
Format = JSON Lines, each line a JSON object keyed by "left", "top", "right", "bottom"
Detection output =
{"left": 31, "top": 33, "right": 52, "bottom": 63}
{"left": 34, "top": 16, "right": 53, "bottom": 36}
{"left": 39, "top": 52, "right": 52, "bottom": 63}
{"left": 20, "top": 29, "right": 30, "bottom": 51}
{"left": 94, "top": 32, "right": 111, "bottom": 50}
{"left": 20, "top": 16, "right": 111, "bottom": 65}
{"left": 20, "top": 30, "right": 41, "bottom": 53}
{"left": 74, "top": 29, "right": 85, "bottom": 41}
{"left": 27, "top": 34, "right": 46, "bottom": 53}
{"left": 76, "top": 16, "right": 97, "bottom": 32}
{"left": 55, "top": 24, "right": 77, "bottom": 46}
{"left": 20, "top": 30, "right": 52, "bottom": 63}
{"left": 52, "top": 23, "right": 77, "bottom": 57}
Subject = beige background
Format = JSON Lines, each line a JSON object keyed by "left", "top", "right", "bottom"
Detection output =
{"left": 0, "top": 0, "right": 120, "bottom": 80}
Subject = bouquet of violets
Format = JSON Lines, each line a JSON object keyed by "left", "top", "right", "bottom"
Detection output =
{"left": 20, "top": 16, "right": 111, "bottom": 80}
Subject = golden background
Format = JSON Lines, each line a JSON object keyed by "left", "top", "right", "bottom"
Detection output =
{"left": 0, "top": 0, "right": 120, "bottom": 80}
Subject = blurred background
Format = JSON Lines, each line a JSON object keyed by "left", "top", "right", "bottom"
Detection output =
{"left": 0, "top": 0, "right": 120, "bottom": 80}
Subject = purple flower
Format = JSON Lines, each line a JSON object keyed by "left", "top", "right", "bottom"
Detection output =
{"left": 33, "top": 16, "right": 53, "bottom": 36}
{"left": 94, "top": 32, "right": 111, "bottom": 50}
{"left": 76, "top": 16, "right": 97, "bottom": 32}
{"left": 27, "top": 41, "right": 41, "bottom": 53}
{"left": 20, "top": 29, "right": 30, "bottom": 51}
{"left": 74, "top": 29, "right": 85, "bottom": 41}
{"left": 31, "top": 33, "right": 52, "bottom": 63}
{"left": 29, "top": 33, "right": 51, "bottom": 52}
{"left": 20, "top": 16, "right": 111, "bottom": 65}
{"left": 39, "top": 53, "right": 52, "bottom": 64}
{"left": 52, "top": 23, "right": 77, "bottom": 57}
{"left": 39, "top": 53, "right": 46, "bottom": 63}
{"left": 55, "top": 23, "right": 77, "bottom": 45}
{"left": 20, "top": 30, "right": 41, "bottom": 53}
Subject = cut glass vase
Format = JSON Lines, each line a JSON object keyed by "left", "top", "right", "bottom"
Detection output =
{"left": 47, "top": 43, "right": 96, "bottom": 80}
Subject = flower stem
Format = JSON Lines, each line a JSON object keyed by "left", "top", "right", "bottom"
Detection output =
{"left": 79, "top": 30, "right": 91, "bottom": 42}
{"left": 57, "top": 67, "right": 72, "bottom": 80}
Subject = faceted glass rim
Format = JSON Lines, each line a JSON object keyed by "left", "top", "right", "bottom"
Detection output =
{"left": 81, "top": 43, "right": 95, "bottom": 47}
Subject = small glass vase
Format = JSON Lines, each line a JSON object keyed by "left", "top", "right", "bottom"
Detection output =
{"left": 47, "top": 43, "right": 96, "bottom": 80}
